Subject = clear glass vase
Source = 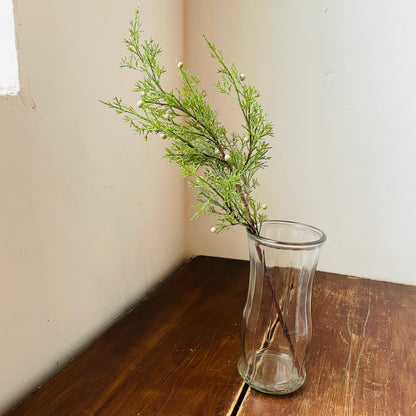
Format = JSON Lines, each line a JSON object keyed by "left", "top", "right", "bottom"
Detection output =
{"left": 238, "top": 220, "right": 326, "bottom": 394}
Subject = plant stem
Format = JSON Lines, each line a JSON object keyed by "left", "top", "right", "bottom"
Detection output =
{"left": 254, "top": 242, "right": 302, "bottom": 375}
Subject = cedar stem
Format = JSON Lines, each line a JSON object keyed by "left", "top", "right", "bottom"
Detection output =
{"left": 254, "top": 242, "right": 302, "bottom": 375}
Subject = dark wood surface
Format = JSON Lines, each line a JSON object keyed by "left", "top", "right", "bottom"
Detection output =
{"left": 6, "top": 257, "right": 416, "bottom": 415}
{"left": 237, "top": 271, "right": 416, "bottom": 416}
{"left": 6, "top": 257, "right": 248, "bottom": 416}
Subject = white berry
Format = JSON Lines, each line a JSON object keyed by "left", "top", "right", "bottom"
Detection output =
{"left": 177, "top": 61, "right": 184, "bottom": 69}
{"left": 239, "top": 73, "right": 246, "bottom": 81}
{"left": 210, "top": 227, "right": 217, "bottom": 233}
{"left": 261, "top": 204, "right": 268, "bottom": 209}
{"left": 137, "top": 100, "right": 143, "bottom": 108}
{"left": 224, "top": 154, "right": 232, "bottom": 162}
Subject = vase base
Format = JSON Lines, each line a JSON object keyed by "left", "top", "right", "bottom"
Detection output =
{"left": 237, "top": 353, "right": 306, "bottom": 395}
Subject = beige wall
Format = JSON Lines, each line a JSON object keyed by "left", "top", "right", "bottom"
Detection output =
{"left": 184, "top": 0, "right": 416, "bottom": 286}
{"left": 0, "top": 1, "right": 185, "bottom": 413}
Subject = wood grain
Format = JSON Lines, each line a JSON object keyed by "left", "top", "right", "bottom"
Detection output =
{"left": 237, "top": 271, "right": 416, "bottom": 416}
{"left": 6, "top": 257, "right": 248, "bottom": 416}
{"left": 6, "top": 257, "right": 416, "bottom": 415}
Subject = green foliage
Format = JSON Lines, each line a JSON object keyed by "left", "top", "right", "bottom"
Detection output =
{"left": 102, "top": 6, "right": 273, "bottom": 235}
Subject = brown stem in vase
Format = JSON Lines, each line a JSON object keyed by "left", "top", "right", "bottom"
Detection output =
{"left": 254, "top": 241, "right": 302, "bottom": 375}
{"left": 232, "top": 167, "right": 302, "bottom": 374}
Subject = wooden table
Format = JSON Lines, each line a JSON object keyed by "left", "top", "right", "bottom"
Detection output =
{"left": 6, "top": 256, "right": 416, "bottom": 415}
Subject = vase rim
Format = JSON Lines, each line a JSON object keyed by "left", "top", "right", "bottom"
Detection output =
{"left": 247, "top": 220, "right": 326, "bottom": 250}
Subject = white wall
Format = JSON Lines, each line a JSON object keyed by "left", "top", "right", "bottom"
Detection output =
{"left": 184, "top": 0, "right": 416, "bottom": 285}
{"left": 0, "top": 1, "right": 185, "bottom": 413}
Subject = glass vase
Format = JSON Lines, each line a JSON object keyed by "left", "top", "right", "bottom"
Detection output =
{"left": 238, "top": 220, "right": 326, "bottom": 394}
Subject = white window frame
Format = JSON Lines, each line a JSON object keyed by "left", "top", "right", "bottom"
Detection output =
{"left": 0, "top": 0, "right": 20, "bottom": 96}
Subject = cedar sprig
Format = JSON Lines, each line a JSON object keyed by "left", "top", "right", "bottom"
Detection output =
{"left": 102, "top": 6, "right": 274, "bottom": 235}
